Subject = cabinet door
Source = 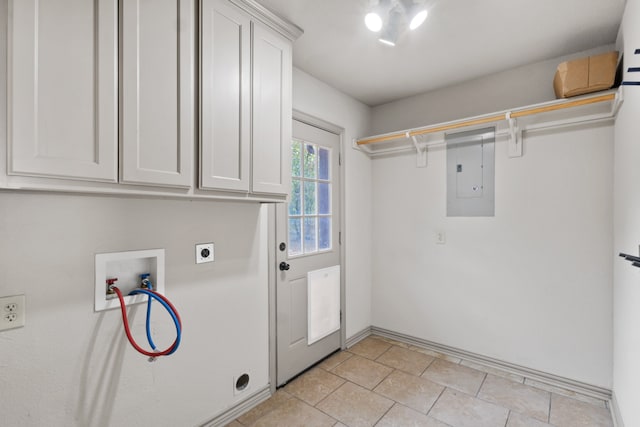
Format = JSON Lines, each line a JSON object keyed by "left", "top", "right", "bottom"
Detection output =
{"left": 8, "top": 0, "right": 117, "bottom": 181}
{"left": 200, "top": 0, "right": 250, "bottom": 192}
{"left": 120, "top": 0, "right": 195, "bottom": 187}
{"left": 251, "top": 22, "right": 292, "bottom": 196}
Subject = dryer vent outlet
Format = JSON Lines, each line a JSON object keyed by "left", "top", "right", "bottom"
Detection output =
{"left": 234, "top": 373, "right": 250, "bottom": 395}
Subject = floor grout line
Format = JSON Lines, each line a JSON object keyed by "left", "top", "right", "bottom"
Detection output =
{"left": 475, "top": 372, "right": 489, "bottom": 398}
{"left": 240, "top": 340, "right": 611, "bottom": 427}
{"left": 426, "top": 385, "right": 448, "bottom": 418}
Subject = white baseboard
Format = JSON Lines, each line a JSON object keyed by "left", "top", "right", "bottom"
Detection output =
{"left": 202, "top": 326, "right": 617, "bottom": 427}
{"left": 610, "top": 391, "right": 625, "bottom": 427}
{"left": 370, "top": 326, "right": 612, "bottom": 402}
{"left": 199, "top": 385, "right": 271, "bottom": 427}
{"left": 345, "top": 326, "right": 372, "bottom": 348}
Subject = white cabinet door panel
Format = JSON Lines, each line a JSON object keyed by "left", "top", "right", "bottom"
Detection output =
{"left": 200, "top": 0, "right": 250, "bottom": 192}
{"left": 120, "top": 0, "right": 194, "bottom": 187}
{"left": 8, "top": 0, "right": 117, "bottom": 181}
{"left": 251, "top": 22, "right": 291, "bottom": 196}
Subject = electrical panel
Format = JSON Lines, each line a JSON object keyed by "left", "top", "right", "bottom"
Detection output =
{"left": 446, "top": 127, "right": 495, "bottom": 217}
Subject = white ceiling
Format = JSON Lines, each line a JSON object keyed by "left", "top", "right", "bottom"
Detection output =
{"left": 256, "top": 0, "right": 626, "bottom": 106}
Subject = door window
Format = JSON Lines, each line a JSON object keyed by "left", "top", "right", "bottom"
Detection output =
{"left": 288, "top": 140, "right": 332, "bottom": 257}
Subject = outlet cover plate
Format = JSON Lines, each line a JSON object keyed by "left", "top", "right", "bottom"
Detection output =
{"left": 1, "top": 294, "right": 26, "bottom": 331}
{"left": 196, "top": 243, "right": 214, "bottom": 264}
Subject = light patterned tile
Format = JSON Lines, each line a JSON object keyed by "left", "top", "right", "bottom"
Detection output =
{"left": 422, "top": 359, "right": 486, "bottom": 395}
{"left": 507, "top": 412, "right": 554, "bottom": 427}
{"left": 316, "top": 381, "right": 394, "bottom": 427}
{"left": 223, "top": 421, "right": 243, "bottom": 427}
{"left": 331, "top": 354, "right": 393, "bottom": 390}
{"left": 251, "top": 398, "right": 336, "bottom": 427}
{"left": 237, "top": 390, "right": 292, "bottom": 426}
{"left": 284, "top": 368, "right": 345, "bottom": 405}
{"left": 523, "top": 378, "right": 608, "bottom": 408}
{"left": 374, "top": 370, "right": 444, "bottom": 414}
{"left": 349, "top": 336, "right": 392, "bottom": 360}
{"left": 478, "top": 375, "right": 550, "bottom": 422}
{"left": 459, "top": 360, "right": 525, "bottom": 383}
{"left": 376, "top": 404, "right": 450, "bottom": 427}
{"left": 372, "top": 335, "right": 412, "bottom": 348}
{"left": 376, "top": 346, "right": 435, "bottom": 376}
{"left": 429, "top": 388, "right": 509, "bottom": 427}
{"left": 318, "top": 351, "right": 353, "bottom": 371}
{"left": 408, "top": 345, "right": 462, "bottom": 364}
{"left": 549, "top": 394, "right": 613, "bottom": 427}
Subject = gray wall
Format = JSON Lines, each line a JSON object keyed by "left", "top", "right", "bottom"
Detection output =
{"left": 370, "top": 45, "right": 616, "bottom": 135}
{"left": 613, "top": 0, "right": 640, "bottom": 424}
{"left": 369, "top": 50, "right": 616, "bottom": 387}
{"left": 0, "top": 193, "right": 270, "bottom": 426}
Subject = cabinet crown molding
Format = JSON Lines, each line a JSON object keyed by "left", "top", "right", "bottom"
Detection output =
{"left": 229, "top": 0, "right": 304, "bottom": 40}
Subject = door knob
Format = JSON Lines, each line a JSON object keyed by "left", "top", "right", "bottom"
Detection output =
{"left": 279, "top": 262, "right": 290, "bottom": 271}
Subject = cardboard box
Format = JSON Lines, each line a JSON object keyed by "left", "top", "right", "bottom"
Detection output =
{"left": 553, "top": 51, "right": 619, "bottom": 98}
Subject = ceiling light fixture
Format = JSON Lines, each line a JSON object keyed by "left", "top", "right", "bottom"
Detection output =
{"left": 365, "top": 0, "right": 428, "bottom": 46}
{"left": 378, "top": 8, "right": 401, "bottom": 46}
{"left": 409, "top": 8, "right": 428, "bottom": 30}
{"left": 364, "top": 12, "right": 383, "bottom": 32}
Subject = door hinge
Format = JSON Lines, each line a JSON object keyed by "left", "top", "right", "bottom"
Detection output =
{"left": 340, "top": 310, "right": 342, "bottom": 324}
{"left": 339, "top": 231, "right": 342, "bottom": 245}
{"left": 338, "top": 153, "right": 342, "bottom": 166}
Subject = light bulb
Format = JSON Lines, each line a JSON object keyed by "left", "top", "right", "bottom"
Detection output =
{"left": 409, "top": 9, "right": 428, "bottom": 30}
{"left": 378, "top": 37, "right": 396, "bottom": 46}
{"left": 365, "top": 12, "right": 383, "bottom": 32}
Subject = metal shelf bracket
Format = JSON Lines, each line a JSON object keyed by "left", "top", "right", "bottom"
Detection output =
{"left": 506, "top": 112, "right": 523, "bottom": 158}
{"left": 409, "top": 133, "right": 428, "bottom": 167}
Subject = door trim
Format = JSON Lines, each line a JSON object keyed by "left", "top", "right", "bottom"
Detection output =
{"left": 268, "top": 111, "right": 346, "bottom": 393}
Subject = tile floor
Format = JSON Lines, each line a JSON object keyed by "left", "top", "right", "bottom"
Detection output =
{"left": 227, "top": 335, "right": 613, "bottom": 427}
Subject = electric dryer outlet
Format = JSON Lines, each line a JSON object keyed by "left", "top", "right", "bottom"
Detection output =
{"left": 196, "top": 243, "right": 214, "bottom": 264}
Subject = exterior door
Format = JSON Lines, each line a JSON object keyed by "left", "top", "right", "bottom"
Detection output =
{"left": 276, "top": 120, "right": 341, "bottom": 385}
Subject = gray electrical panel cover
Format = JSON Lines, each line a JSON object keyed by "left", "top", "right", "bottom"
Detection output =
{"left": 446, "top": 127, "right": 495, "bottom": 217}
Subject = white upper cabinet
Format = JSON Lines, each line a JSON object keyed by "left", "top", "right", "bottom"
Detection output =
{"left": 251, "top": 22, "right": 291, "bottom": 196}
{"left": 8, "top": 0, "right": 118, "bottom": 182}
{"left": 200, "top": 0, "right": 298, "bottom": 198}
{"left": 120, "top": 0, "right": 195, "bottom": 188}
{"left": 4, "top": 0, "right": 300, "bottom": 200}
{"left": 200, "top": 0, "right": 251, "bottom": 192}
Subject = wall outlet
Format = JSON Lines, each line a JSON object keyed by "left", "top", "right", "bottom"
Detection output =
{"left": 1, "top": 295, "right": 25, "bottom": 331}
{"left": 196, "top": 243, "right": 214, "bottom": 264}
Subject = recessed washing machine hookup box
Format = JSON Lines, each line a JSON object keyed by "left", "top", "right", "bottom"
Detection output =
{"left": 94, "top": 249, "right": 165, "bottom": 312}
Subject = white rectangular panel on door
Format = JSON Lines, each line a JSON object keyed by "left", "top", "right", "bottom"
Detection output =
{"left": 307, "top": 265, "right": 340, "bottom": 345}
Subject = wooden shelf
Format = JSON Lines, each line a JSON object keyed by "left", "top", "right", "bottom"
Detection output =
{"left": 355, "top": 89, "right": 622, "bottom": 158}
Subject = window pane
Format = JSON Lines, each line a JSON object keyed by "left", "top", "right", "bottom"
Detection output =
{"left": 319, "top": 148, "right": 330, "bottom": 180}
{"left": 318, "top": 182, "right": 330, "bottom": 215}
{"left": 319, "top": 217, "right": 331, "bottom": 251}
{"left": 303, "top": 143, "right": 317, "bottom": 179}
{"left": 288, "top": 218, "right": 302, "bottom": 256}
{"left": 291, "top": 141, "right": 302, "bottom": 177}
{"left": 304, "top": 217, "right": 317, "bottom": 253}
{"left": 289, "top": 179, "right": 301, "bottom": 216}
{"left": 303, "top": 181, "right": 317, "bottom": 215}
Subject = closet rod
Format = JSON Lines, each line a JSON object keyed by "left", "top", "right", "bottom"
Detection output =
{"left": 357, "top": 92, "right": 616, "bottom": 146}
